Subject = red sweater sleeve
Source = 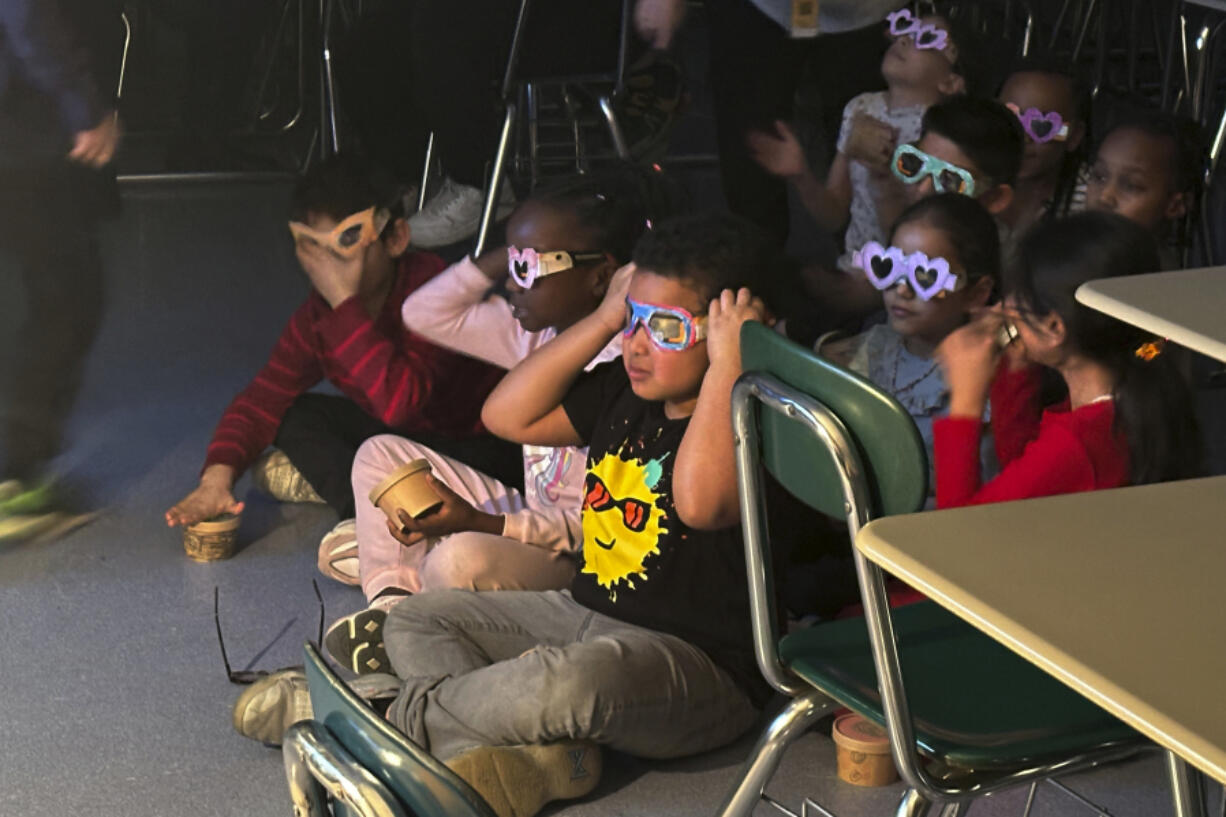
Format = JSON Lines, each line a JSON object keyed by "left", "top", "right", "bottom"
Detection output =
{"left": 204, "top": 304, "right": 324, "bottom": 475}
{"left": 989, "top": 361, "right": 1044, "bottom": 467}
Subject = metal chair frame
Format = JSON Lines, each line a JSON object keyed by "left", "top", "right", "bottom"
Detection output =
{"left": 283, "top": 721, "right": 411, "bottom": 817}
{"left": 717, "top": 370, "right": 1176, "bottom": 817}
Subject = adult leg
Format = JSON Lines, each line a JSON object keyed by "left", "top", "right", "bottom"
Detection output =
{"left": 352, "top": 434, "right": 571, "bottom": 599}
{"left": 706, "top": 0, "right": 806, "bottom": 245}
{"left": 383, "top": 590, "right": 759, "bottom": 761}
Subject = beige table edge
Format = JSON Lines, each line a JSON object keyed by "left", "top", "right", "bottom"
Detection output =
{"left": 856, "top": 482, "right": 1226, "bottom": 785}
{"left": 1077, "top": 271, "right": 1226, "bottom": 364}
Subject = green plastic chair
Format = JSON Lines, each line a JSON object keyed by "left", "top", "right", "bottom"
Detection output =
{"left": 716, "top": 322, "right": 1150, "bottom": 817}
{"left": 281, "top": 643, "right": 498, "bottom": 817}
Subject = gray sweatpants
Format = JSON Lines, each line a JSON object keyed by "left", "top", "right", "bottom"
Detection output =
{"left": 383, "top": 589, "right": 759, "bottom": 762}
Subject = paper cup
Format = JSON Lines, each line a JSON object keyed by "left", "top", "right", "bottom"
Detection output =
{"left": 832, "top": 713, "right": 898, "bottom": 787}
{"left": 369, "top": 458, "right": 443, "bottom": 526}
{"left": 184, "top": 512, "right": 241, "bottom": 562}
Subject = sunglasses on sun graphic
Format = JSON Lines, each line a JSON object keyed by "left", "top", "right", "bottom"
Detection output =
{"left": 623, "top": 296, "right": 707, "bottom": 351}
{"left": 885, "top": 8, "right": 953, "bottom": 56}
{"left": 288, "top": 206, "right": 391, "bottom": 258}
{"left": 854, "top": 241, "right": 967, "bottom": 301}
{"left": 1005, "top": 102, "right": 1071, "bottom": 145}
{"left": 583, "top": 474, "right": 650, "bottom": 532}
{"left": 506, "top": 246, "right": 607, "bottom": 289}
{"left": 891, "top": 144, "right": 977, "bottom": 197}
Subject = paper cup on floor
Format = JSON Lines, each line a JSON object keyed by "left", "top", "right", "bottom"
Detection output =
{"left": 832, "top": 713, "right": 898, "bottom": 787}
{"left": 184, "top": 513, "right": 241, "bottom": 562}
{"left": 369, "top": 458, "right": 443, "bottom": 526}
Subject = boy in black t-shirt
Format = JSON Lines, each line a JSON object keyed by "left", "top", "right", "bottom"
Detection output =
{"left": 246, "top": 215, "right": 788, "bottom": 817}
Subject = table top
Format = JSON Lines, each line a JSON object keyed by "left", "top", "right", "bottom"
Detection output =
{"left": 1076, "top": 266, "right": 1226, "bottom": 363}
{"left": 856, "top": 476, "right": 1226, "bottom": 783}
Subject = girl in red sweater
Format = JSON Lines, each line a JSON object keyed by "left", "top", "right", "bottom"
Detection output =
{"left": 934, "top": 211, "right": 1200, "bottom": 508}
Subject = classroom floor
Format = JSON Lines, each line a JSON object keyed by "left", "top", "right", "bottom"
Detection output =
{"left": 0, "top": 165, "right": 1212, "bottom": 817}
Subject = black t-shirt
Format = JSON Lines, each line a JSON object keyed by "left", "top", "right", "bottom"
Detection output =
{"left": 563, "top": 360, "right": 771, "bottom": 703}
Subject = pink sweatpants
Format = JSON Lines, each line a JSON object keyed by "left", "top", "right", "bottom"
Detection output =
{"left": 352, "top": 435, "right": 576, "bottom": 601}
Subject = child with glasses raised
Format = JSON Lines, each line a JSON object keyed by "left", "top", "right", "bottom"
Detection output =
{"left": 315, "top": 167, "right": 680, "bottom": 634}
{"left": 316, "top": 214, "right": 798, "bottom": 817}
{"left": 164, "top": 156, "right": 510, "bottom": 532}
{"left": 747, "top": 8, "right": 977, "bottom": 328}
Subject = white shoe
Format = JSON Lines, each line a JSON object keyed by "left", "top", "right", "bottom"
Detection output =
{"left": 232, "top": 669, "right": 312, "bottom": 746}
{"left": 408, "top": 177, "right": 515, "bottom": 248}
{"left": 317, "top": 518, "right": 359, "bottom": 585}
{"left": 250, "top": 449, "right": 325, "bottom": 505}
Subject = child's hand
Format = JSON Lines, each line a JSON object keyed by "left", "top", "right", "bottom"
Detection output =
{"left": 843, "top": 113, "right": 898, "bottom": 173}
{"left": 296, "top": 240, "right": 365, "bottom": 308}
{"left": 747, "top": 121, "right": 808, "bottom": 180}
{"left": 68, "top": 112, "right": 121, "bottom": 168}
{"left": 596, "top": 262, "right": 636, "bottom": 333}
{"left": 385, "top": 475, "right": 502, "bottom": 545}
{"left": 165, "top": 466, "right": 243, "bottom": 528}
{"left": 937, "top": 310, "right": 1004, "bottom": 418}
{"left": 634, "top": 0, "right": 686, "bottom": 49}
{"left": 474, "top": 245, "right": 510, "bottom": 282}
{"left": 707, "top": 287, "right": 768, "bottom": 372}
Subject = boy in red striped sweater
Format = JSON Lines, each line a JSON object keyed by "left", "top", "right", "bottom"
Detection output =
{"left": 165, "top": 158, "right": 513, "bottom": 532}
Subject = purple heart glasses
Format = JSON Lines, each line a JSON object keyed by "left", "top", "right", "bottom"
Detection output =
{"left": 854, "top": 241, "right": 965, "bottom": 301}
{"left": 885, "top": 8, "right": 950, "bottom": 52}
{"left": 1005, "top": 103, "right": 1071, "bottom": 145}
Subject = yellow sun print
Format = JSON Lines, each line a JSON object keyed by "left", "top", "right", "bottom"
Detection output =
{"left": 580, "top": 449, "right": 669, "bottom": 599}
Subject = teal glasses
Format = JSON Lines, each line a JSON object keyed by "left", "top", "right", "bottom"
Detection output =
{"left": 891, "top": 143, "right": 976, "bottom": 197}
{"left": 623, "top": 296, "right": 707, "bottom": 351}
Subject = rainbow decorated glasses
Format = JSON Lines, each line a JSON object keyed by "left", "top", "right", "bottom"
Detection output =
{"left": 854, "top": 241, "right": 966, "bottom": 301}
{"left": 623, "top": 296, "right": 707, "bottom": 351}
{"left": 891, "top": 144, "right": 977, "bottom": 197}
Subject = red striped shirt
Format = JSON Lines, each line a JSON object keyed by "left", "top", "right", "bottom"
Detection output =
{"left": 203, "top": 252, "right": 504, "bottom": 475}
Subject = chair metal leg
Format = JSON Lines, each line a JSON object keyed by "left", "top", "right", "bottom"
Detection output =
{"left": 417, "top": 132, "right": 434, "bottom": 213}
{"left": 319, "top": 0, "right": 340, "bottom": 158}
{"left": 1166, "top": 751, "right": 1209, "bottom": 817}
{"left": 598, "top": 95, "right": 630, "bottom": 160}
{"left": 474, "top": 101, "right": 517, "bottom": 258}
{"left": 896, "top": 788, "right": 938, "bottom": 817}
{"left": 713, "top": 690, "right": 835, "bottom": 817}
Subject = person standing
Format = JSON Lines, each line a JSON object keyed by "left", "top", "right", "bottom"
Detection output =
{"left": 0, "top": 0, "right": 123, "bottom": 540}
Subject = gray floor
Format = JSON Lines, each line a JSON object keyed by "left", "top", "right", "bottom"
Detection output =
{"left": 0, "top": 180, "right": 1198, "bottom": 817}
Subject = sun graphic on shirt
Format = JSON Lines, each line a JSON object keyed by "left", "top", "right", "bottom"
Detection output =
{"left": 580, "top": 449, "right": 669, "bottom": 600}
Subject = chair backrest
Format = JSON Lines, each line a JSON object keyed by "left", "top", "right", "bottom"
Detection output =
{"left": 299, "top": 643, "right": 497, "bottom": 817}
{"left": 739, "top": 322, "right": 928, "bottom": 520}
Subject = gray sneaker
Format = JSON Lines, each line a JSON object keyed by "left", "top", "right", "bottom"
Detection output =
{"left": 324, "top": 608, "right": 389, "bottom": 675}
{"left": 409, "top": 177, "right": 515, "bottom": 248}
{"left": 250, "top": 449, "right": 325, "bottom": 505}
{"left": 232, "top": 669, "right": 312, "bottom": 746}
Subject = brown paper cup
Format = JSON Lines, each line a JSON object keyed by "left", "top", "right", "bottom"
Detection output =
{"left": 184, "top": 513, "right": 241, "bottom": 562}
{"left": 369, "top": 458, "right": 443, "bottom": 526}
{"left": 832, "top": 713, "right": 898, "bottom": 787}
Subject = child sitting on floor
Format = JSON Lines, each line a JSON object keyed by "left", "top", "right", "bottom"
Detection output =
{"left": 230, "top": 214, "right": 802, "bottom": 817}
{"left": 319, "top": 167, "right": 680, "bottom": 655}
{"left": 164, "top": 156, "right": 511, "bottom": 531}
{"left": 747, "top": 9, "right": 974, "bottom": 327}
{"left": 996, "top": 58, "right": 1091, "bottom": 244}
{"left": 1085, "top": 106, "right": 1205, "bottom": 268}
{"left": 935, "top": 211, "right": 1201, "bottom": 508}
{"left": 820, "top": 193, "right": 1000, "bottom": 499}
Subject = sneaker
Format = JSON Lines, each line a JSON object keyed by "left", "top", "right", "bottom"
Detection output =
{"left": 616, "top": 51, "right": 685, "bottom": 162}
{"left": 232, "top": 668, "right": 312, "bottom": 746}
{"left": 250, "top": 449, "right": 325, "bottom": 505}
{"left": 324, "top": 607, "right": 389, "bottom": 675}
{"left": 408, "top": 177, "right": 515, "bottom": 249}
{"left": 0, "top": 479, "right": 99, "bottom": 544}
{"left": 317, "top": 518, "right": 359, "bottom": 585}
{"left": 445, "top": 741, "right": 602, "bottom": 817}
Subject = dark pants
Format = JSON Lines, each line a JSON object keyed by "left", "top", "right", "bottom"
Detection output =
{"left": 705, "top": 0, "right": 888, "bottom": 245}
{"left": 334, "top": 0, "right": 622, "bottom": 187}
{"left": 273, "top": 394, "right": 524, "bottom": 518}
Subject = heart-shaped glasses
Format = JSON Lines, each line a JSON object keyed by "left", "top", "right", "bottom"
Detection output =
{"left": 1005, "top": 103, "right": 1071, "bottom": 145}
{"left": 507, "top": 246, "right": 606, "bottom": 289}
{"left": 854, "top": 241, "right": 965, "bottom": 301}
{"left": 885, "top": 8, "right": 950, "bottom": 52}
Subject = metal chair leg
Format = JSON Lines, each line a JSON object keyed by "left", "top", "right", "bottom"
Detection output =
{"left": 598, "top": 95, "right": 630, "bottom": 160}
{"left": 713, "top": 690, "right": 836, "bottom": 817}
{"left": 1166, "top": 751, "right": 1209, "bottom": 817}
{"left": 417, "top": 131, "right": 434, "bottom": 213}
{"left": 897, "top": 788, "right": 938, "bottom": 817}
{"left": 474, "top": 100, "right": 517, "bottom": 258}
